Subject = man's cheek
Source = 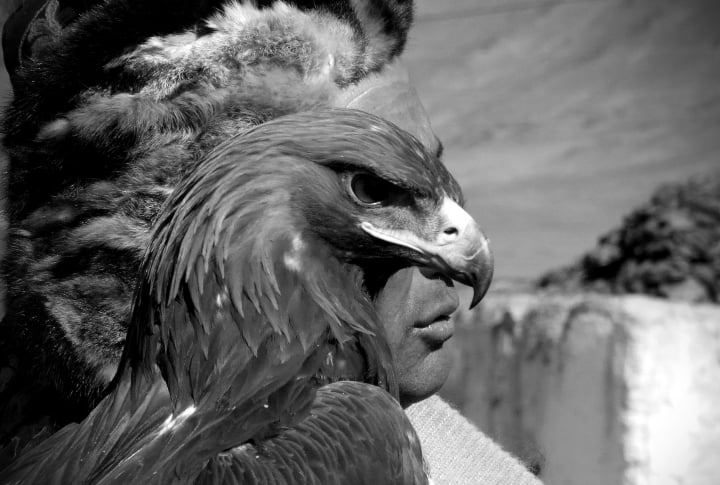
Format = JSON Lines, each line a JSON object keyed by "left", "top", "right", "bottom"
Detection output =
{"left": 376, "top": 268, "right": 418, "bottom": 326}
{"left": 394, "top": 329, "right": 431, "bottom": 373}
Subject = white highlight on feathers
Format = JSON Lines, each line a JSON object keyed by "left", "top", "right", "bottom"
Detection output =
{"left": 158, "top": 405, "right": 197, "bottom": 435}
{"left": 283, "top": 234, "right": 305, "bottom": 272}
{"left": 230, "top": 443, "right": 253, "bottom": 454}
{"left": 153, "top": 186, "right": 175, "bottom": 196}
{"left": 214, "top": 290, "right": 230, "bottom": 321}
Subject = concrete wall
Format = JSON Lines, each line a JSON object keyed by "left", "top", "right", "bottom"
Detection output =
{"left": 441, "top": 293, "right": 720, "bottom": 485}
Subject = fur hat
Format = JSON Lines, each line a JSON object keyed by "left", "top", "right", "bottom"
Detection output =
{"left": 2, "top": 0, "right": 96, "bottom": 83}
{"left": 0, "top": 0, "right": 419, "bottom": 464}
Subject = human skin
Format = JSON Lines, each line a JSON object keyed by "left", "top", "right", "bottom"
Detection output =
{"left": 375, "top": 267, "right": 460, "bottom": 408}
{"left": 338, "top": 62, "right": 474, "bottom": 408}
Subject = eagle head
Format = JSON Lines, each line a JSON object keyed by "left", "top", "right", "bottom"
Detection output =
{"left": 129, "top": 108, "right": 492, "bottom": 405}
{"left": 271, "top": 109, "right": 494, "bottom": 307}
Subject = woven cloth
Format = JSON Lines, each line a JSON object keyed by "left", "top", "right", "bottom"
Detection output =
{"left": 406, "top": 396, "right": 544, "bottom": 485}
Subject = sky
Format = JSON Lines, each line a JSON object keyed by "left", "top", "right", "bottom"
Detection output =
{"left": 404, "top": 0, "right": 720, "bottom": 279}
{"left": 1, "top": 0, "right": 719, "bottom": 280}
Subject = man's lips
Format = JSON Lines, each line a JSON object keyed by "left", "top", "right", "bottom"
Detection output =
{"left": 412, "top": 293, "right": 459, "bottom": 345}
{"left": 412, "top": 315, "right": 455, "bottom": 347}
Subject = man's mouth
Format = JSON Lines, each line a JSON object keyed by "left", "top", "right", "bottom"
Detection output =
{"left": 410, "top": 283, "right": 460, "bottom": 347}
{"left": 413, "top": 314, "right": 455, "bottom": 348}
{"left": 413, "top": 313, "right": 451, "bottom": 329}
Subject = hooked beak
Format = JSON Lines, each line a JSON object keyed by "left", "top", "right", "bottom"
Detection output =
{"left": 361, "top": 197, "right": 494, "bottom": 308}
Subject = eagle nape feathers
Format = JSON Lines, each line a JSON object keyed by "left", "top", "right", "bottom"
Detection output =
{"left": 0, "top": 108, "right": 492, "bottom": 484}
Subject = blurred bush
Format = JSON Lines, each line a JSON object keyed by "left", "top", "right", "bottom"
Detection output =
{"left": 538, "top": 171, "right": 720, "bottom": 303}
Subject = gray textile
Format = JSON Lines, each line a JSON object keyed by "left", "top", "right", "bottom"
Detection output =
{"left": 406, "top": 396, "right": 544, "bottom": 485}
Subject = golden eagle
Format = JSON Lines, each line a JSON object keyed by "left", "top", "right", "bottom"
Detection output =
{"left": 0, "top": 109, "right": 492, "bottom": 484}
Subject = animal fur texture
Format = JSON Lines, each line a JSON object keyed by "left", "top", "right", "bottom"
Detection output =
{"left": 0, "top": 0, "right": 414, "bottom": 449}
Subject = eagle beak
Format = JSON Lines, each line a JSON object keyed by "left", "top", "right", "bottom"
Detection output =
{"left": 361, "top": 197, "right": 494, "bottom": 309}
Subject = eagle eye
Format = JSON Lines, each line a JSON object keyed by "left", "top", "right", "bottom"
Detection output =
{"left": 349, "top": 173, "right": 398, "bottom": 206}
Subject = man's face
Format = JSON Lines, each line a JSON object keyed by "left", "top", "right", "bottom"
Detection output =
{"left": 336, "top": 61, "right": 483, "bottom": 406}
{"left": 374, "top": 267, "right": 460, "bottom": 407}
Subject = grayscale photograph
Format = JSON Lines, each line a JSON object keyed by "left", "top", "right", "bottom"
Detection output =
{"left": 0, "top": 1, "right": 718, "bottom": 484}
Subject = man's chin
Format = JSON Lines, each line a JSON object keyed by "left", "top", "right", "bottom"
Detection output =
{"left": 397, "top": 344, "right": 454, "bottom": 408}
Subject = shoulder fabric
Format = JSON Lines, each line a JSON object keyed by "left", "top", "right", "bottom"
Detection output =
{"left": 405, "top": 395, "right": 544, "bottom": 485}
